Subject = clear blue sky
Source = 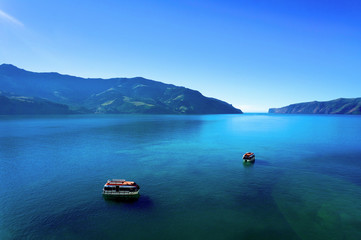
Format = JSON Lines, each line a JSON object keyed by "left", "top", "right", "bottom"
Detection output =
{"left": 1, "top": 0, "right": 360, "bottom": 112}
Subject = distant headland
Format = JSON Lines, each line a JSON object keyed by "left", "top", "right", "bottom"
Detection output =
{"left": 269, "top": 98, "right": 361, "bottom": 115}
{"left": 0, "top": 64, "right": 242, "bottom": 115}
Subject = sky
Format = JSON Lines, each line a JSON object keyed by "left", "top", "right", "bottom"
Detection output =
{"left": 0, "top": 0, "right": 360, "bottom": 112}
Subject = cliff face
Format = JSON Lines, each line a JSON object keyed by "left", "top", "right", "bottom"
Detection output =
{"left": 269, "top": 98, "right": 361, "bottom": 115}
{"left": 0, "top": 64, "right": 242, "bottom": 114}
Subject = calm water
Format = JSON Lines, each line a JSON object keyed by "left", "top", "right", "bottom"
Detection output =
{"left": 0, "top": 114, "right": 361, "bottom": 240}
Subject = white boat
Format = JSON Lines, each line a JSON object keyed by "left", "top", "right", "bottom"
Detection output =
{"left": 102, "top": 179, "right": 140, "bottom": 198}
{"left": 243, "top": 152, "right": 255, "bottom": 162}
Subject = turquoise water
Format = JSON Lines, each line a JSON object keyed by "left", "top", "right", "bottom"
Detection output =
{"left": 0, "top": 114, "right": 360, "bottom": 240}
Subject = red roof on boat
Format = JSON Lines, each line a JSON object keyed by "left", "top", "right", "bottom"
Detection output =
{"left": 105, "top": 179, "right": 136, "bottom": 186}
{"left": 244, "top": 152, "right": 254, "bottom": 156}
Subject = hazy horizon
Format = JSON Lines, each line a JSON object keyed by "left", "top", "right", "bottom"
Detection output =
{"left": 1, "top": 0, "right": 360, "bottom": 112}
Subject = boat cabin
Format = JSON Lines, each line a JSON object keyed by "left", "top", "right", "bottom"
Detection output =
{"left": 102, "top": 179, "right": 140, "bottom": 198}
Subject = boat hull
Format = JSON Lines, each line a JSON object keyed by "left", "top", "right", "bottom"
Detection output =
{"left": 102, "top": 191, "right": 140, "bottom": 200}
{"left": 243, "top": 156, "right": 255, "bottom": 162}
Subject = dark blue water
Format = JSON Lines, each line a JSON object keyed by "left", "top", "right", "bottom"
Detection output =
{"left": 0, "top": 114, "right": 360, "bottom": 240}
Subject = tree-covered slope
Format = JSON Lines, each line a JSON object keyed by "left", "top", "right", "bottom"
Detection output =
{"left": 0, "top": 93, "right": 73, "bottom": 115}
{"left": 269, "top": 98, "right": 361, "bottom": 115}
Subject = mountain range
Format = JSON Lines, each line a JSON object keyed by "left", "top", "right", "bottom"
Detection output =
{"left": 269, "top": 98, "right": 361, "bottom": 115}
{"left": 0, "top": 64, "right": 242, "bottom": 115}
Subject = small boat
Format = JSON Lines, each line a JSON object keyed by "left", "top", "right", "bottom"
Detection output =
{"left": 243, "top": 152, "right": 255, "bottom": 162}
{"left": 102, "top": 179, "right": 140, "bottom": 199}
